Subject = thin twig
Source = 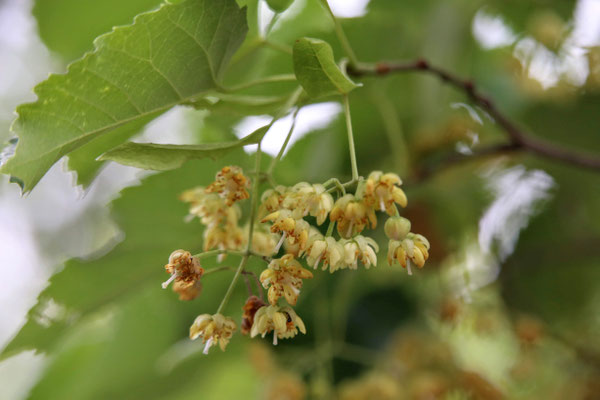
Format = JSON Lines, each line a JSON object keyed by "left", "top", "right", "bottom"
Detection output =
{"left": 348, "top": 60, "right": 600, "bottom": 172}
{"left": 411, "top": 142, "right": 522, "bottom": 183}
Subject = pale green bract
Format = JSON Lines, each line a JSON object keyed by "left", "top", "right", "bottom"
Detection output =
{"left": 99, "top": 124, "right": 271, "bottom": 170}
{"left": 0, "top": 0, "right": 247, "bottom": 192}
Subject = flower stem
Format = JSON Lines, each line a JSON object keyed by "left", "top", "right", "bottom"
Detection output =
{"left": 267, "top": 106, "right": 301, "bottom": 175}
{"left": 343, "top": 95, "right": 359, "bottom": 181}
{"left": 216, "top": 255, "right": 249, "bottom": 314}
{"left": 325, "top": 220, "right": 336, "bottom": 237}
{"left": 319, "top": 0, "right": 359, "bottom": 67}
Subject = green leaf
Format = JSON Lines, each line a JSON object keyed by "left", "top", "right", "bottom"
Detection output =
{"left": 0, "top": 0, "right": 248, "bottom": 193}
{"left": 99, "top": 124, "right": 270, "bottom": 170}
{"left": 293, "top": 37, "right": 359, "bottom": 98}
{"left": 33, "top": 0, "right": 163, "bottom": 61}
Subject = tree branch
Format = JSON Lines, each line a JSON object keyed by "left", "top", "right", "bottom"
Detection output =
{"left": 348, "top": 60, "right": 600, "bottom": 172}
{"left": 411, "top": 142, "right": 523, "bottom": 183}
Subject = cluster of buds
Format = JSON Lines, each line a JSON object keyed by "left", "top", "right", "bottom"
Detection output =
{"left": 162, "top": 166, "right": 431, "bottom": 355}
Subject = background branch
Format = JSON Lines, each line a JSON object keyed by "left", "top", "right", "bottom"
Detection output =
{"left": 349, "top": 60, "right": 600, "bottom": 172}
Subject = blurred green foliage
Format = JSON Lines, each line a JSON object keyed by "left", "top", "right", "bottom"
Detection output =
{"left": 2, "top": 0, "right": 600, "bottom": 399}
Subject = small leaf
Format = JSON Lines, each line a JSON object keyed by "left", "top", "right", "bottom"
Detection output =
{"left": 293, "top": 37, "right": 359, "bottom": 98}
{"left": 0, "top": 0, "right": 248, "bottom": 192}
{"left": 266, "top": 0, "right": 294, "bottom": 13}
{"left": 99, "top": 125, "right": 270, "bottom": 170}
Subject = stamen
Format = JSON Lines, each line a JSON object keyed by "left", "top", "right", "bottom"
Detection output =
{"left": 313, "top": 253, "right": 323, "bottom": 269}
{"left": 379, "top": 198, "right": 385, "bottom": 212}
{"left": 406, "top": 260, "right": 413, "bottom": 276}
{"left": 203, "top": 337, "right": 213, "bottom": 355}
{"left": 346, "top": 221, "right": 354, "bottom": 238}
{"left": 273, "top": 332, "right": 278, "bottom": 346}
{"left": 161, "top": 273, "right": 177, "bottom": 289}
{"left": 275, "top": 232, "right": 287, "bottom": 252}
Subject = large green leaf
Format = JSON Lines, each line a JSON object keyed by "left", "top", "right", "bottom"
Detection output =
{"left": 0, "top": 0, "right": 247, "bottom": 193}
{"left": 99, "top": 124, "right": 270, "bottom": 170}
{"left": 293, "top": 37, "right": 359, "bottom": 98}
{"left": 33, "top": 0, "right": 163, "bottom": 62}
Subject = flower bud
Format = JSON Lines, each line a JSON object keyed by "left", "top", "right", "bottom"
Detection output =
{"left": 384, "top": 216, "right": 411, "bottom": 240}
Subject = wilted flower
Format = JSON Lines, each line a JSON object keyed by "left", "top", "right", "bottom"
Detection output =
{"left": 241, "top": 295, "right": 267, "bottom": 335}
{"left": 189, "top": 313, "right": 237, "bottom": 354}
{"left": 387, "top": 233, "right": 430, "bottom": 275}
{"left": 342, "top": 235, "right": 379, "bottom": 269}
{"left": 260, "top": 254, "right": 313, "bottom": 305}
{"left": 173, "top": 279, "right": 202, "bottom": 301}
{"left": 363, "top": 171, "right": 408, "bottom": 215}
{"left": 304, "top": 234, "right": 345, "bottom": 272}
{"left": 162, "top": 250, "right": 204, "bottom": 290}
{"left": 206, "top": 166, "right": 250, "bottom": 206}
{"left": 330, "top": 194, "right": 377, "bottom": 238}
{"left": 250, "top": 305, "right": 306, "bottom": 345}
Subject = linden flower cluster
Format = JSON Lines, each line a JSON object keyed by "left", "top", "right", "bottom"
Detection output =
{"left": 161, "top": 167, "right": 430, "bottom": 354}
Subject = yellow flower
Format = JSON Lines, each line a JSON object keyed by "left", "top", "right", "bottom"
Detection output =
{"left": 162, "top": 250, "right": 204, "bottom": 290}
{"left": 203, "top": 225, "right": 245, "bottom": 259}
{"left": 286, "top": 182, "right": 334, "bottom": 225}
{"left": 304, "top": 234, "right": 345, "bottom": 273}
{"left": 259, "top": 185, "right": 289, "bottom": 216}
{"left": 363, "top": 171, "right": 408, "bottom": 215}
{"left": 342, "top": 235, "right": 379, "bottom": 270}
{"left": 387, "top": 233, "right": 430, "bottom": 275}
{"left": 179, "top": 186, "right": 206, "bottom": 205}
{"left": 189, "top": 313, "right": 237, "bottom": 354}
{"left": 205, "top": 166, "right": 250, "bottom": 206}
{"left": 251, "top": 229, "right": 280, "bottom": 257}
{"left": 261, "top": 209, "right": 310, "bottom": 252}
{"left": 260, "top": 254, "right": 313, "bottom": 305}
{"left": 330, "top": 194, "right": 377, "bottom": 238}
{"left": 250, "top": 305, "right": 306, "bottom": 345}
{"left": 180, "top": 188, "right": 242, "bottom": 229}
